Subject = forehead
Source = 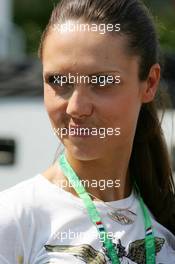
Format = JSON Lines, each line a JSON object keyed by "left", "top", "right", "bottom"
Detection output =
{"left": 42, "top": 22, "right": 139, "bottom": 75}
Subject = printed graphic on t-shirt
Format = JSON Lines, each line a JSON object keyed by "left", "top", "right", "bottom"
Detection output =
{"left": 44, "top": 236, "right": 165, "bottom": 264}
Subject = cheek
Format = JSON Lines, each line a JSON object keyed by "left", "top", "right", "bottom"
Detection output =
{"left": 101, "top": 92, "right": 141, "bottom": 131}
{"left": 118, "top": 96, "right": 141, "bottom": 139}
{"left": 44, "top": 85, "right": 66, "bottom": 127}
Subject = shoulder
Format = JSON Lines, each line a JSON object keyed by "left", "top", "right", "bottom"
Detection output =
{"left": 0, "top": 174, "right": 41, "bottom": 208}
{"left": 0, "top": 173, "right": 52, "bottom": 226}
{"left": 0, "top": 167, "right": 63, "bottom": 221}
{"left": 0, "top": 175, "right": 43, "bottom": 260}
{"left": 0, "top": 175, "right": 43, "bottom": 225}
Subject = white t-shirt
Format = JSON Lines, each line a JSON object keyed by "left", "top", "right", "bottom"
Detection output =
{"left": 0, "top": 174, "right": 174, "bottom": 264}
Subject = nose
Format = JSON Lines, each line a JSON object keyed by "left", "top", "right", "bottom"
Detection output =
{"left": 66, "top": 87, "right": 93, "bottom": 118}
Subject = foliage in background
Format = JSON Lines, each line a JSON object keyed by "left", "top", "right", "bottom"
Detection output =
{"left": 13, "top": 0, "right": 56, "bottom": 56}
{"left": 13, "top": 0, "right": 175, "bottom": 56}
{"left": 144, "top": 0, "right": 175, "bottom": 54}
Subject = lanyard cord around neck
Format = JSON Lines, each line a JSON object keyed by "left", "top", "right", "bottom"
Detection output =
{"left": 58, "top": 152, "right": 155, "bottom": 264}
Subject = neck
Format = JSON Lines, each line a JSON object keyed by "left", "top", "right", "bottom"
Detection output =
{"left": 57, "top": 149, "right": 132, "bottom": 202}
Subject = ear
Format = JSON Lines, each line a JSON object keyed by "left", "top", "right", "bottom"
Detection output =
{"left": 141, "top": 63, "right": 160, "bottom": 103}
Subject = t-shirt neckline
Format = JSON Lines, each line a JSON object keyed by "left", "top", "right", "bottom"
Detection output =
{"left": 36, "top": 173, "right": 136, "bottom": 210}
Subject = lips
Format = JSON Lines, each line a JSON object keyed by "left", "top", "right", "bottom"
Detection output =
{"left": 69, "top": 124, "right": 93, "bottom": 130}
{"left": 67, "top": 125, "right": 93, "bottom": 136}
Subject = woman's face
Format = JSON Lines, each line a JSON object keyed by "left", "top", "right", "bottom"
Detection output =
{"left": 42, "top": 21, "right": 158, "bottom": 161}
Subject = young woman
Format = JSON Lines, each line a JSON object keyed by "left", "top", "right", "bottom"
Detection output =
{"left": 0, "top": 0, "right": 175, "bottom": 263}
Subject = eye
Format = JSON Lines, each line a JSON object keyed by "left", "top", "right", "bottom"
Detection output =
{"left": 46, "top": 75, "right": 74, "bottom": 91}
{"left": 91, "top": 75, "right": 119, "bottom": 87}
{"left": 46, "top": 75, "right": 62, "bottom": 86}
{"left": 48, "top": 75, "right": 58, "bottom": 85}
{"left": 98, "top": 75, "right": 113, "bottom": 86}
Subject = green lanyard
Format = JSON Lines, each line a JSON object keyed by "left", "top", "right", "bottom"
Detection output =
{"left": 59, "top": 152, "right": 155, "bottom": 264}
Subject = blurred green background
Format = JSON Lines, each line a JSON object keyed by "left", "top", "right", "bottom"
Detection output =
{"left": 13, "top": 0, "right": 175, "bottom": 56}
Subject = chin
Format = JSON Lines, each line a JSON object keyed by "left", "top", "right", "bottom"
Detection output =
{"left": 65, "top": 145, "right": 100, "bottom": 161}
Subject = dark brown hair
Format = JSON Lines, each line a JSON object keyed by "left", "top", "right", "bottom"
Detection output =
{"left": 39, "top": 0, "right": 175, "bottom": 234}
